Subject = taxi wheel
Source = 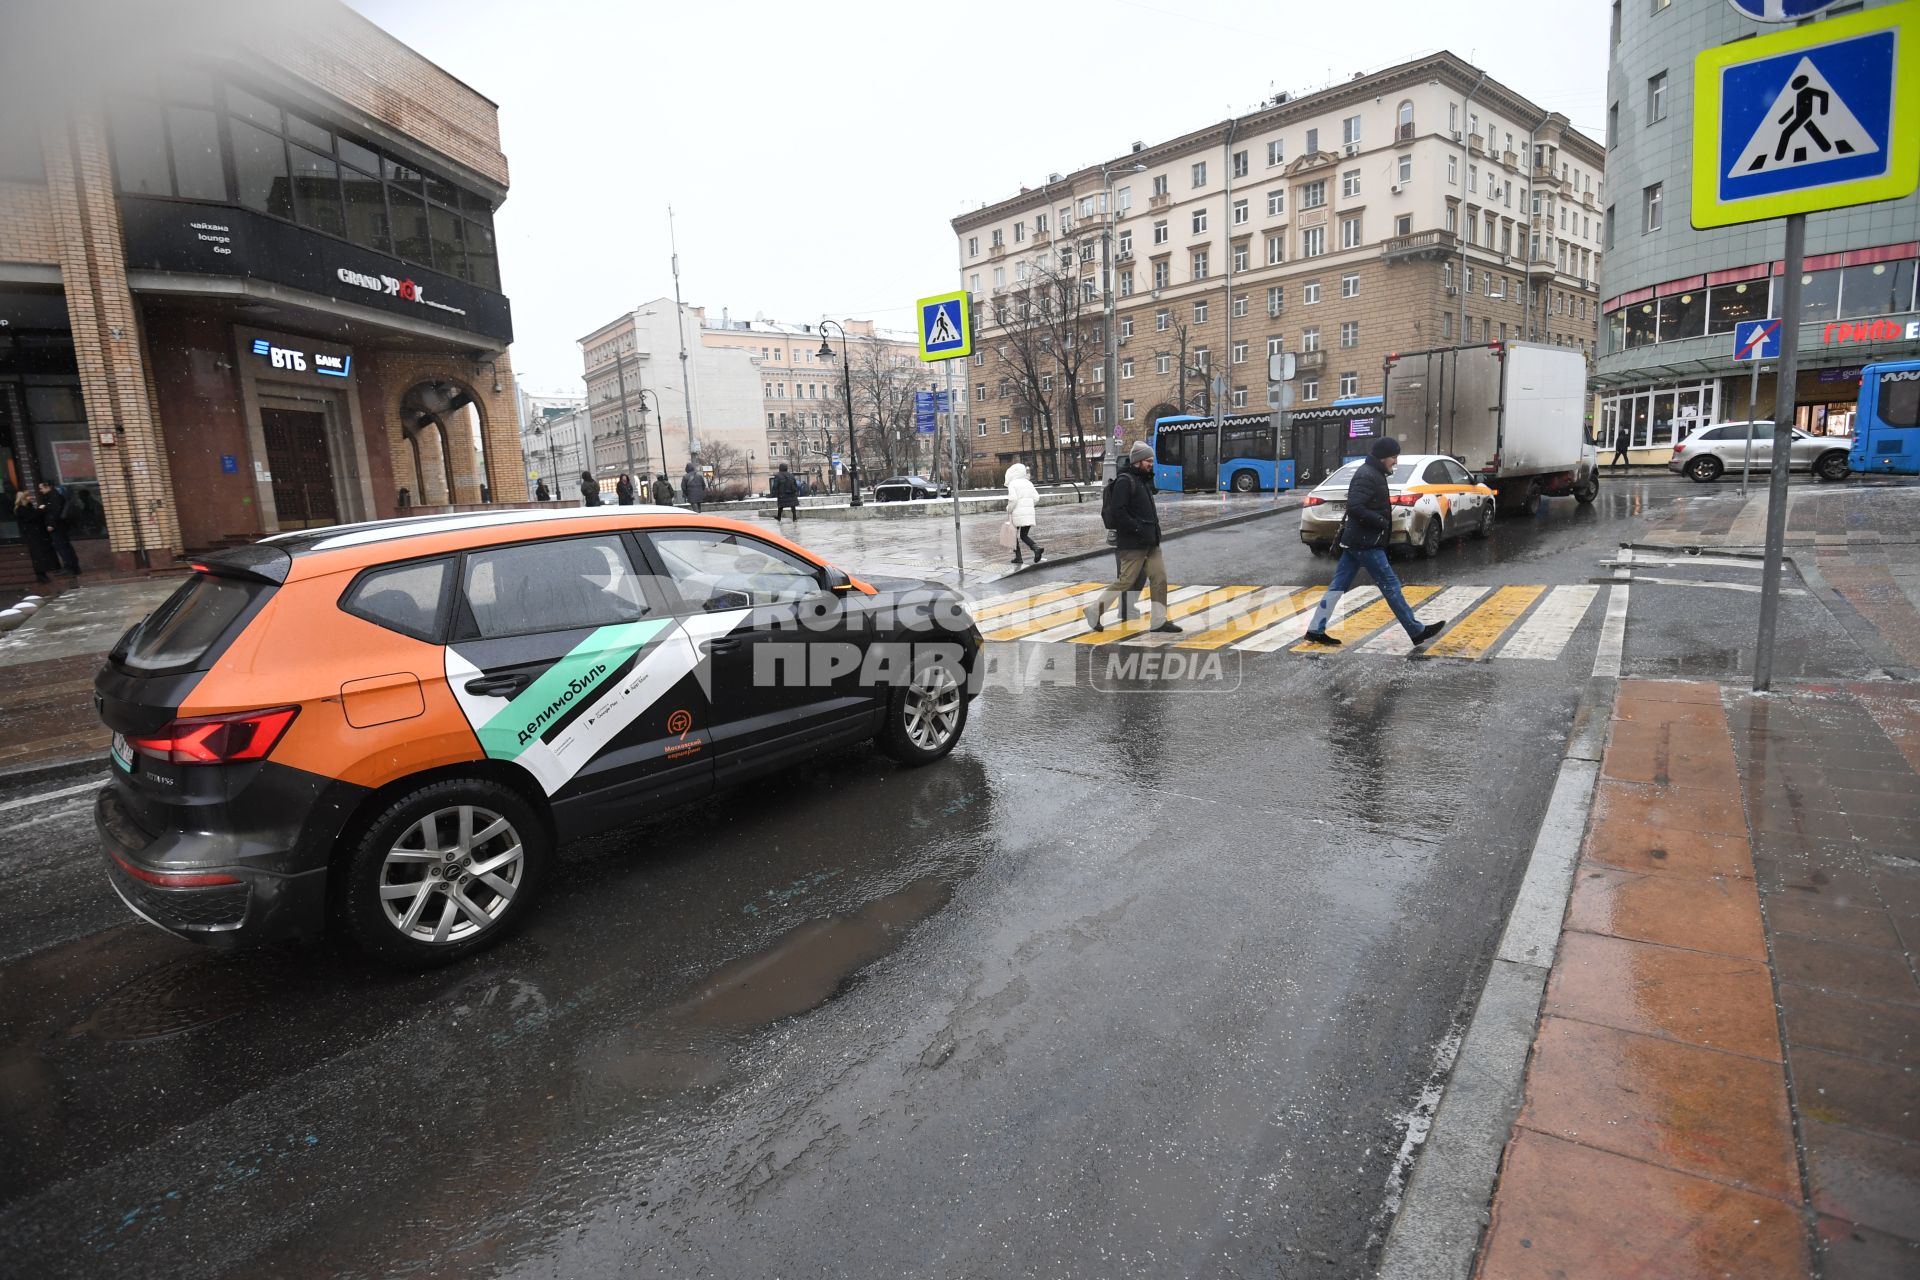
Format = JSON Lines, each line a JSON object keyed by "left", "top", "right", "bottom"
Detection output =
{"left": 1473, "top": 503, "right": 1494, "bottom": 539}
{"left": 339, "top": 778, "right": 548, "bottom": 967}
{"left": 1308, "top": 543, "right": 1332, "bottom": 557}
{"left": 881, "top": 655, "right": 968, "bottom": 765}
{"left": 1419, "top": 517, "right": 1443, "bottom": 559}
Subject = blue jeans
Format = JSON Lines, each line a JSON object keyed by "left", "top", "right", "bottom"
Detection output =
{"left": 1308, "top": 546, "right": 1422, "bottom": 639}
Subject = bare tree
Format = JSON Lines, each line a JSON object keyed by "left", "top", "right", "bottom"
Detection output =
{"left": 847, "top": 334, "right": 924, "bottom": 479}
{"left": 985, "top": 245, "right": 1096, "bottom": 482}
{"left": 1168, "top": 320, "right": 1214, "bottom": 417}
{"left": 698, "top": 439, "right": 751, "bottom": 498}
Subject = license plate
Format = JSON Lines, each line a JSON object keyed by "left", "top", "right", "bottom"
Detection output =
{"left": 110, "top": 733, "right": 133, "bottom": 771}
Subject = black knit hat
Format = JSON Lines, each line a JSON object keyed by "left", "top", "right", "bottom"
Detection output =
{"left": 1370, "top": 437, "right": 1401, "bottom": 460}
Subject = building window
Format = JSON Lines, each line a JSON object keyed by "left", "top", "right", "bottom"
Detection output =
{"left": 1342, "top": 169, "right": 1361, "bottom": 198}
{"left": 1268, "top": 139, "right": 1285, "bottom": 166}
{"left": 1300, "top": 180, "right": 1327, "bottom": 209}
{"left": 1398, "top": 155, "right": 1412, "bottom": 184}
{"left": 1191, "top": 161, "right": 1207, "bottom": 187}
{"left": 1152, "top": 174, "right": 1169, "bottom": 197}
{"left": 1233, "top": 198, "right": 1249, "bottom": 225}
{"left": 1302, "top": 226, "right": 1325, "bottom": 258}
{"left": 1194, "top": 348, "right": 1209, "bottom": 368}
{"left": 1647, "top": 72, "right": 1668, "bottom": 123}
{"left": 1123, "top": 400, "right": 1136, "bottom": 420}
{"left": 1306, "top": 127, "right": 1319, "bottom": 154}
{"left": 1194, "top": 300, "right": 1209, "bottom": 323}
{"left": 1447, "top": 155, "right": 1458, "bottom": 184}
{"left": 1340, "top": 372, "right": 1359, "bottom": 397}
{"left": 1156, "top": 308, "right": 1170, "bottom": 331}
{"left": 1232, "top": 294, "right": 1248, "bottom": 318}
{"left": 1157, "top": 353, "right": 1172, "bottom": 374}
{"left": 967, "top": 236, "right": 979, "bottom": 256}
{"left": 1232, "top": 340, "right": 1248, "bottom": 364}
{"left": 1267, "top": 234, "right": 1285, "bottom": 265}
{"left": 1122, "top": 358, "right": 1135, "bottom": 378}
{"left": 1000, "top": 416, "right": 1011, "bottom": 434}
{"left": 1303, "top": 281, "right": 1322, "bottom": 305}
{"left": 1268, "top": 285, "right": 1284, "bottom": 316}
{"left": 1192, "top": 251, "right": 1209, "bottom": 280}
{"left": 1232, "top": 149, "right": 1249, "bottom": 178}
{"left": 1268, "top": 188, "right": 1285, "bottom": 216}
{"left": 1267, "top": 335, "right": 1286, "bottom": 356}
{"left": 1119, "top": 269, "right": 1134, "bottom": 296}
{"left": 1153, "top": 219, "right": 1169, "bottom": 245}
{"left": 1343, "top": 115, "right": 1362, "bottom": 147}
{"left": 1642, "top": 183, "right": 1662, "bottom": 232}
{"left": 1342, "top": 272, "right": 1360, "bottom": 299}
{"left": 1301, "top": 379, "right": 1319, "bottom": 401}
{"left": 1153, "top": 260, "right": 1170, "bottom": 289}
{"left": 1233, "top": 244, "right": 1249, "bottom": 272}
{"left": 1395, "top": 214, "right": 1412, "bottom": 236}
{"left": 1340, "top": 216, "right": 1362, "bottom": 249}
{"left": 1301, "top": 327, "right": 1321, "bottom": 351}
{"left": 1232, "top": 387, "right": 1249, "bottom": 408}
{"left": 991, "top": 228, "right": 1003, "bottom": 247}
{"left": 1340, "top": 320, "right": 1359, "bottom": 347}
{"left": 1118, "top": 228, "right": 1133, "bottom": 254}
{"left": 1193, "top": 208, "right": 1208, "bottom": 234}
{"left": 1121, "top": 316, "right": 1134, "bottom": 339}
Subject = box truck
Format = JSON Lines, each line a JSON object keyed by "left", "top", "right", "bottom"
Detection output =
{"left": 1382, "top": 342, "right": 1599, "bottom": 515}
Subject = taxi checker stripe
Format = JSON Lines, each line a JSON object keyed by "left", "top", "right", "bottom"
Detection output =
{"left": 1235, "top": 586, "right": 1383, "bottom": 652}
{"left": 1288, "top": 585, "right": 1442, "bottom": 653}
{"left": 472, "top": 617, "right": 675, "bottom": 762}
{"left": 1067, "top": 585, "right": 1261, "bottom": 644}
{"left": 983, "top": 584, "right": 1190, "bottom": 642}
{"left": 1423, "top": 585, "right": 1545, "bottom": 660}
{"left": 1496, "top": 585, "right": 1601, "bottom": 660}
{"left": 1359, "top": 586, "right": 1491, "bottom": 655}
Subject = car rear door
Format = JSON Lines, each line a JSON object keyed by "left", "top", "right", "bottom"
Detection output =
{"left": 637, "top": 526, "right": 881, "bottom": 784}
{"left": 445, "top": 532, "right": 712, "bottom": 834}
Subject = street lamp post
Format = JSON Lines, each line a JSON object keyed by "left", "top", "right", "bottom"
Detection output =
{"left": 612, "top": 348, "right": 637, "bottom": 482}
{"left": 632, "top": 386, "right": 663, "bottom": 484}
{"left": 817, "top": 320, "right": 863, "bottom": 507}
{"left": 1099, "top": 161, "right": 1148, "bottom": 482}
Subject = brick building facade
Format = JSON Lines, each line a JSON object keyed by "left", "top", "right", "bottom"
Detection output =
{"left": 0, "top": 0, "right": 520, "bottom": 571}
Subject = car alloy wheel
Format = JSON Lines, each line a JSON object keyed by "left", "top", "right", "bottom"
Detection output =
{"left": 903, "top": 663, "right": 962, "bottom": 752}
{"left": 1815, "top": 452, "right": 1850, "bottom": 482}
{"left": 1475, "top": 503, "right": 1494, "bottom": 538}
{"left": 1420, "top": 516, "right": 1443, "bottom": 558}
{"left": 1688, "top": 456, "right": 1722, "bottom": 482}
{"left": 379, "top": 804, "right": 525, "bottom": 944}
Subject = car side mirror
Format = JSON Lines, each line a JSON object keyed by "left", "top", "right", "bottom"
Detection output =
{"left": 821, "top": 566, "right": 855, "bottom": 595}
{"left": 705, "top": 589, "right": 751, "bottom": 612}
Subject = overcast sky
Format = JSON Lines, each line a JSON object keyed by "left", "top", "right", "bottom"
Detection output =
{"left": 350, "top": 0, "right": 1610, "bottom": 395}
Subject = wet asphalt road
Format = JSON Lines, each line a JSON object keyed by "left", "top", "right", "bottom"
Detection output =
{"left": 0, "top": 475, "right": 1877, "bottom": 1278}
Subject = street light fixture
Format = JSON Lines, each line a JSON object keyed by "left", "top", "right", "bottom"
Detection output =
{"left": 817, "top": 320, "right": 863, "bottom": 507}
{"left": 1099, "top": 160, "right": 1149, "bottom": 482}
{"left": 631, "top": 386, "right": 665, "bottom": 483}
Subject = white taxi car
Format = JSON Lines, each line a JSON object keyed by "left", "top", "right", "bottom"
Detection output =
{"left": 1298, "top": 454, "right": 1497, "bottom": 558}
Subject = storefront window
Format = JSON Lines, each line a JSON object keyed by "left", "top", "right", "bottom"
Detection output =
{"left": 341, "top": 166, "right": 390, "bottom": 253}
{"left": 1795, "top": 268, "right": 1841, "bottom": 326}
{"left": 388, "top": 185, "right": 430, "bottom": 263}
{"left": 1606, "top": 308, "right": 1626, "bottom": 354}
{"left": 231, "top": 119, "right": 292, "bottom": 220}
{"left": 165, "top": 106, "right": 227, "bottom": 202}
{"left": 1707, "top": 279, "right": 1769, "bottom": 333}
{"left": 1838, "top": 261, "right": 1916, "bottom": 319}
{"left": 1624, "top": 302, "right": 1657, "bottom": 348}
{"left": 1656, "top": 290, "right": 1705, "bottom": 343}
{"left": 289, "top": 144, "right": 345, "bottom": 238}
{"left": 226, "top": 86, "right": 280, "bottom": 131}
{"left": 428, "top": 201, "right": 465, "bottom": 278}
{"left": 1630, "top": 394, "right": 1651, "bottom": 447}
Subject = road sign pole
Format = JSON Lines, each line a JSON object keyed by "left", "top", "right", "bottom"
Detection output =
{"left": 1754, "top": 212, "right": 1805, "bottom": 692}
{"left": 1741, "top": 358, "right": 1761, "bottom": 495}
{"left": 946, "top": 360, "right": 962, "bottom": 584}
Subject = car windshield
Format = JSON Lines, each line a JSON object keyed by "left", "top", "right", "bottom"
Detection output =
{"left": 1319, "top": 461, "right": 1418, "bottom": 491}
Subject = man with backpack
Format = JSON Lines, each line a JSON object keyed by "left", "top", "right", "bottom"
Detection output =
{"left": 771, "top": 462, "right": 801, "bottom": 524}
{"left": 1085, "top": 443, "right": 1179, "bottom": 634}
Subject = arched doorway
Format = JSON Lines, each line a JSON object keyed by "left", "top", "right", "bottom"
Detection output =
{"left": 401, "top": 379, "right": 494, "bottom": 505}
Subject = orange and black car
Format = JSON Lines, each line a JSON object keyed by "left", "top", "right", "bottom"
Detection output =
{"left": 95, "top": 507, "right": 981, "bottom": 965}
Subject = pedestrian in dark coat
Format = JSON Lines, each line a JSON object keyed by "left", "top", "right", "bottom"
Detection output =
{"left": 615, "top": 473, "right": 636, "bottom": 505}
{"left": 651, "top": 474, "right": 673, "bottom": 505}
{"left": 771, "top": 462, "right": 800, "bottom": 524}
{"left": 1085, "top": 443, "right": 1178, "bottom": 633}
{"left": 1610, "top": 420, "right": 1632, "bottom": 470}
{"left": 579, "top": 471, "right": 601, "bottom": 507}
{"left": 36, "top": 481, "right": 81, "bottom": 576}
{"left": 1302, "top": 438, "right": 1445, "bottom": 647}
{"left": 12, "top": 489, "right": 54, "bottom": 583}
{"left": 682, "top": 463, "right": 706, "bottom": 513}
{"left": 534, "top": 479, "right": 552, "bottom": 502}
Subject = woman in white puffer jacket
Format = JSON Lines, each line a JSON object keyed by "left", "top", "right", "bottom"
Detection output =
{"left": 1004, "top": 462, "right": 1045, "bottom": 566}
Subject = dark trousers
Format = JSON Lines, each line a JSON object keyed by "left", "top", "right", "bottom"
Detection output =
{"left": 1308, "top": 546, "right": 1422, "bottom": 640}
{"left": 48, "top": 527, "right": 81, "bottom": 575}
{"left": 776, "top": 502, "right": 799, "bottom": 523}
{"left": 1011, "top": 524, "right": 1041, "bottom": 563}
{"left": 1610, "top": 443, "right": 1630, "bottom": 468}
{"left": 18, "top": 529, "right": 54, "bottom": 580}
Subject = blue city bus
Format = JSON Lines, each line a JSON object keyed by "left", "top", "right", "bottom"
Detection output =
{"left": 1850, "top": 358, "right": 1920, "bottom": 476}
{"left": 1151, "top": 412, "right": 1293, "bottom": 493}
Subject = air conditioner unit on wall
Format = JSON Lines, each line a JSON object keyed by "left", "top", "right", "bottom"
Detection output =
{"left": 1344, "top": 143, "right": 1359, "bottom": 157}
{"left": 1390, "top": 183, "right": 1403, "bottom": 195}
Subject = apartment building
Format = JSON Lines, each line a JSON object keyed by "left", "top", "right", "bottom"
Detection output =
{"left": 951, "top": 51, "right": 1604, "bottom": 481}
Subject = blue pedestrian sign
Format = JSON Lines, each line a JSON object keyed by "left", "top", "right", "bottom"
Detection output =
{"left": 916, "top": 290, "right": 972, "bottom": 362}
{"left": 1734, "top": 318, "right": 1782, "bottom": 361}
{"left": 1726, "top": 0, "right": 1855, "bottom": 22}
{"left": 1692, "top": 5, "right": 1919, "bottom": 228}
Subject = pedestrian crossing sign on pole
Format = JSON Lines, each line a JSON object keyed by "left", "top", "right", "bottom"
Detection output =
{"left": 916, "top": 290, "right": 972, "bottom": 362}
{"left": 1692, "top": 3, "right": 1919, "bottom": 228}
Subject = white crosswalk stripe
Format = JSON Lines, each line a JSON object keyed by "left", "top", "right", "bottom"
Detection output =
{"left": 1497, "top": 585, "right": 1601, "bottom": 660}
{"left": 1359, "top": 586, "right": 1491, "bottom": 654}
{"left": 1024, "top": 585, "right": 1213, "bottom": 643}
{"left": 1236, "top": 587, "right": 1381, "bottom": 652}
{"left": 1115, "top": 585, "right": 1305, "bottom": 647}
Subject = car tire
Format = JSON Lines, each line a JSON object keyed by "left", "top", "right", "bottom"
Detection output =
{"left": 1308, "top": 542, "right": 1332, "bottom": 557}
{"left": 1814, "top": 451, "right": 1850, "bottom": 483}
{"left": 1687, "top": 456, "right": 1723, "bottom": 483}
{"left": 1419, "top": 516, "right": 1443, "bottom": 558}
{"left": 339, "top": 778, "right": 547, "bottom": 967}
{"left": 1574, "top": 473, "right": 1599, "bottom": 504}
{"left": 1230, "top": 470, "right": 1258, "bottom": 493}
{"left": 879, "top": 652, "right": 968, "bottom": 766}
{"left": 1473, "top": 503, "right": 1494, "bottom": 539}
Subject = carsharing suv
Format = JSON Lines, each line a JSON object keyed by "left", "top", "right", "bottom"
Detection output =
{"left": 94, "top": 508, "right": 982, "bottom": 966}
{"left": 1298, "top": 454, "right": 1497, "bottom": 557}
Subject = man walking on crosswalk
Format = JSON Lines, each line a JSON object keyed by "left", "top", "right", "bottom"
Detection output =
{"left": 1086, "top": 442, "right": 1181, "bottom": 634}
{"left": 1303, "top": 437, "right": 1447, "bottom": 648}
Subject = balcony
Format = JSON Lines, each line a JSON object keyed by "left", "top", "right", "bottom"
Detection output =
{"left": 1295, "top": 349, "right": 1327, "bottom": 372}
{"left": 989, "top": 243, "right": 1007, "bottom": 260}
{"left": 1502, "top": 149, "right": 1519, "bottom": 169}
{"left": 1148, "top": 193, "right": 1172, "bottom": 210}
{"left": 1395, "top": 122, "right": 1416, "bottom": 144}
{"left": 1381, "top": 229, "right": 1459, "bottom": 262}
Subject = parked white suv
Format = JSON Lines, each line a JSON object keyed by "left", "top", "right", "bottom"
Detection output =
{"left": 1668, "top": 421, "right": 1852, "bottom": 483}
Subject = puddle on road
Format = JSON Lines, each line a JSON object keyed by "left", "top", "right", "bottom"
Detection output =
{"left": 676, "top": 877, "right": 952, "bottom": 1027}
{"left": 69, "top": 951, "right": 296, "bottom": 1042}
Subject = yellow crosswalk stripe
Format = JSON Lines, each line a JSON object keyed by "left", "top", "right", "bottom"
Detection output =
{"left": 970, "top": 583, "right": 1102, "bottom": 623}
{"left": 983, "top": 584, "right": 1181, "bottom": 642}
{"left": 1288, "top": 585, "right": 1441, "bottom": 653}
{"left": 1173, "top": 586, "right": 1322, "bottom": 651}
{"left": 1236, "top": 587, "right": 1381, "bottom": 652}
{"left": 1423, "top": 585, "right": 1545, "bottom": 660}
{"left": 1068, "top": 585, "right": 1260, "bottom": 644}
{"left": 1359, "top": 585, "right": 1489, "bottom": 655}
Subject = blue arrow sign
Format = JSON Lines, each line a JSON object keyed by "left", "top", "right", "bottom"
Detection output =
{"left": 1734, "top": 317, "right": 1782, "bottom": 361}
{"left": 1726, "top": 0, "right": 1851, "bottom": 22}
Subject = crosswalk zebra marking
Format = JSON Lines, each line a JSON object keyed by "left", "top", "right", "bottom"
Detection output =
{"left": 1020, "top": 585, "right": 1211, "bottom": 644}
{"left": 1289, "top": 585, "right": 1443, "bottom": 653}
{"left": 1236, "top": 586, "right": 1383, "bottom": 652}
{"left": 971, "top": 582, "right": 1102, "bottom": 623}
{"left": 1166, "top": 586, "right": 1321, "bottom": 650}
{"left": 1423, "top": 585, "right": 1545, "bottom": 660}
{"left": 1360, "top": 586, "right": 1491, "bottom": 655}
{"left": 1497, "top": 585, "right": 1601, "bottom": 661}
{"left": 1067, "top": 585, "right": 1256, "bottom": 644}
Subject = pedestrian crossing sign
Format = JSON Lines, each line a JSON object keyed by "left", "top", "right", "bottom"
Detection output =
{"left": 1692, "top": 3, "right": 1919, "bottom": 228}
{"left": 917, "top": 290, "right": 972, "bottom": 362}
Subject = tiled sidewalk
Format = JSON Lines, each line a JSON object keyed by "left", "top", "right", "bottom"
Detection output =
{"left": 1476, "top": 679, "right": 1920, "bottom": 1279}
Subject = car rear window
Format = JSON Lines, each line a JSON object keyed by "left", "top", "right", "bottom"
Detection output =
{"left": 117, "top": 574, "right": 269, "bottom": 674}
{"left": 1321, "top": 461, "right": 1417, "bottom": 490}
{"left": 342, "top": 558, "right": 450, "bottom": 641}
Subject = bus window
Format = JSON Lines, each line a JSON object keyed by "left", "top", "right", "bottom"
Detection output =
{"left": 1881, "top": 376, "right": 1920, "bottom": 428}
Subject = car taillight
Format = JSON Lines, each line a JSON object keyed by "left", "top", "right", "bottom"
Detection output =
{"left": 1390, "top": 494, "right": 1420, "bottom": 506}
{"left": 108, "top": 850, "right": 242, "bottom": 888}
{"left": 125, "top": 706, "right": 299, "bottom": 765}
{"left": 1303, "top": 495, "right": 1325, "bottom": 506}
{"left": 1672, "top": 442, "right": 1686, "bottom": 454}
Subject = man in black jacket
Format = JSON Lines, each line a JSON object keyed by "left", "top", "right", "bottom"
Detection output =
{"left": 579, "top": 471, "right": 601, "bottom": 507}
{"left": 771, "top": 462, "right": 800, "bottom": 523}
{"left": 1085, "top": 442, "right": 1181, "bottom": 634}
{"left": 1303, "top": 438, "right": 1445, "bottom": 647}
{"left": 37, "top": 480, "right": 82, "bottom": 576}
